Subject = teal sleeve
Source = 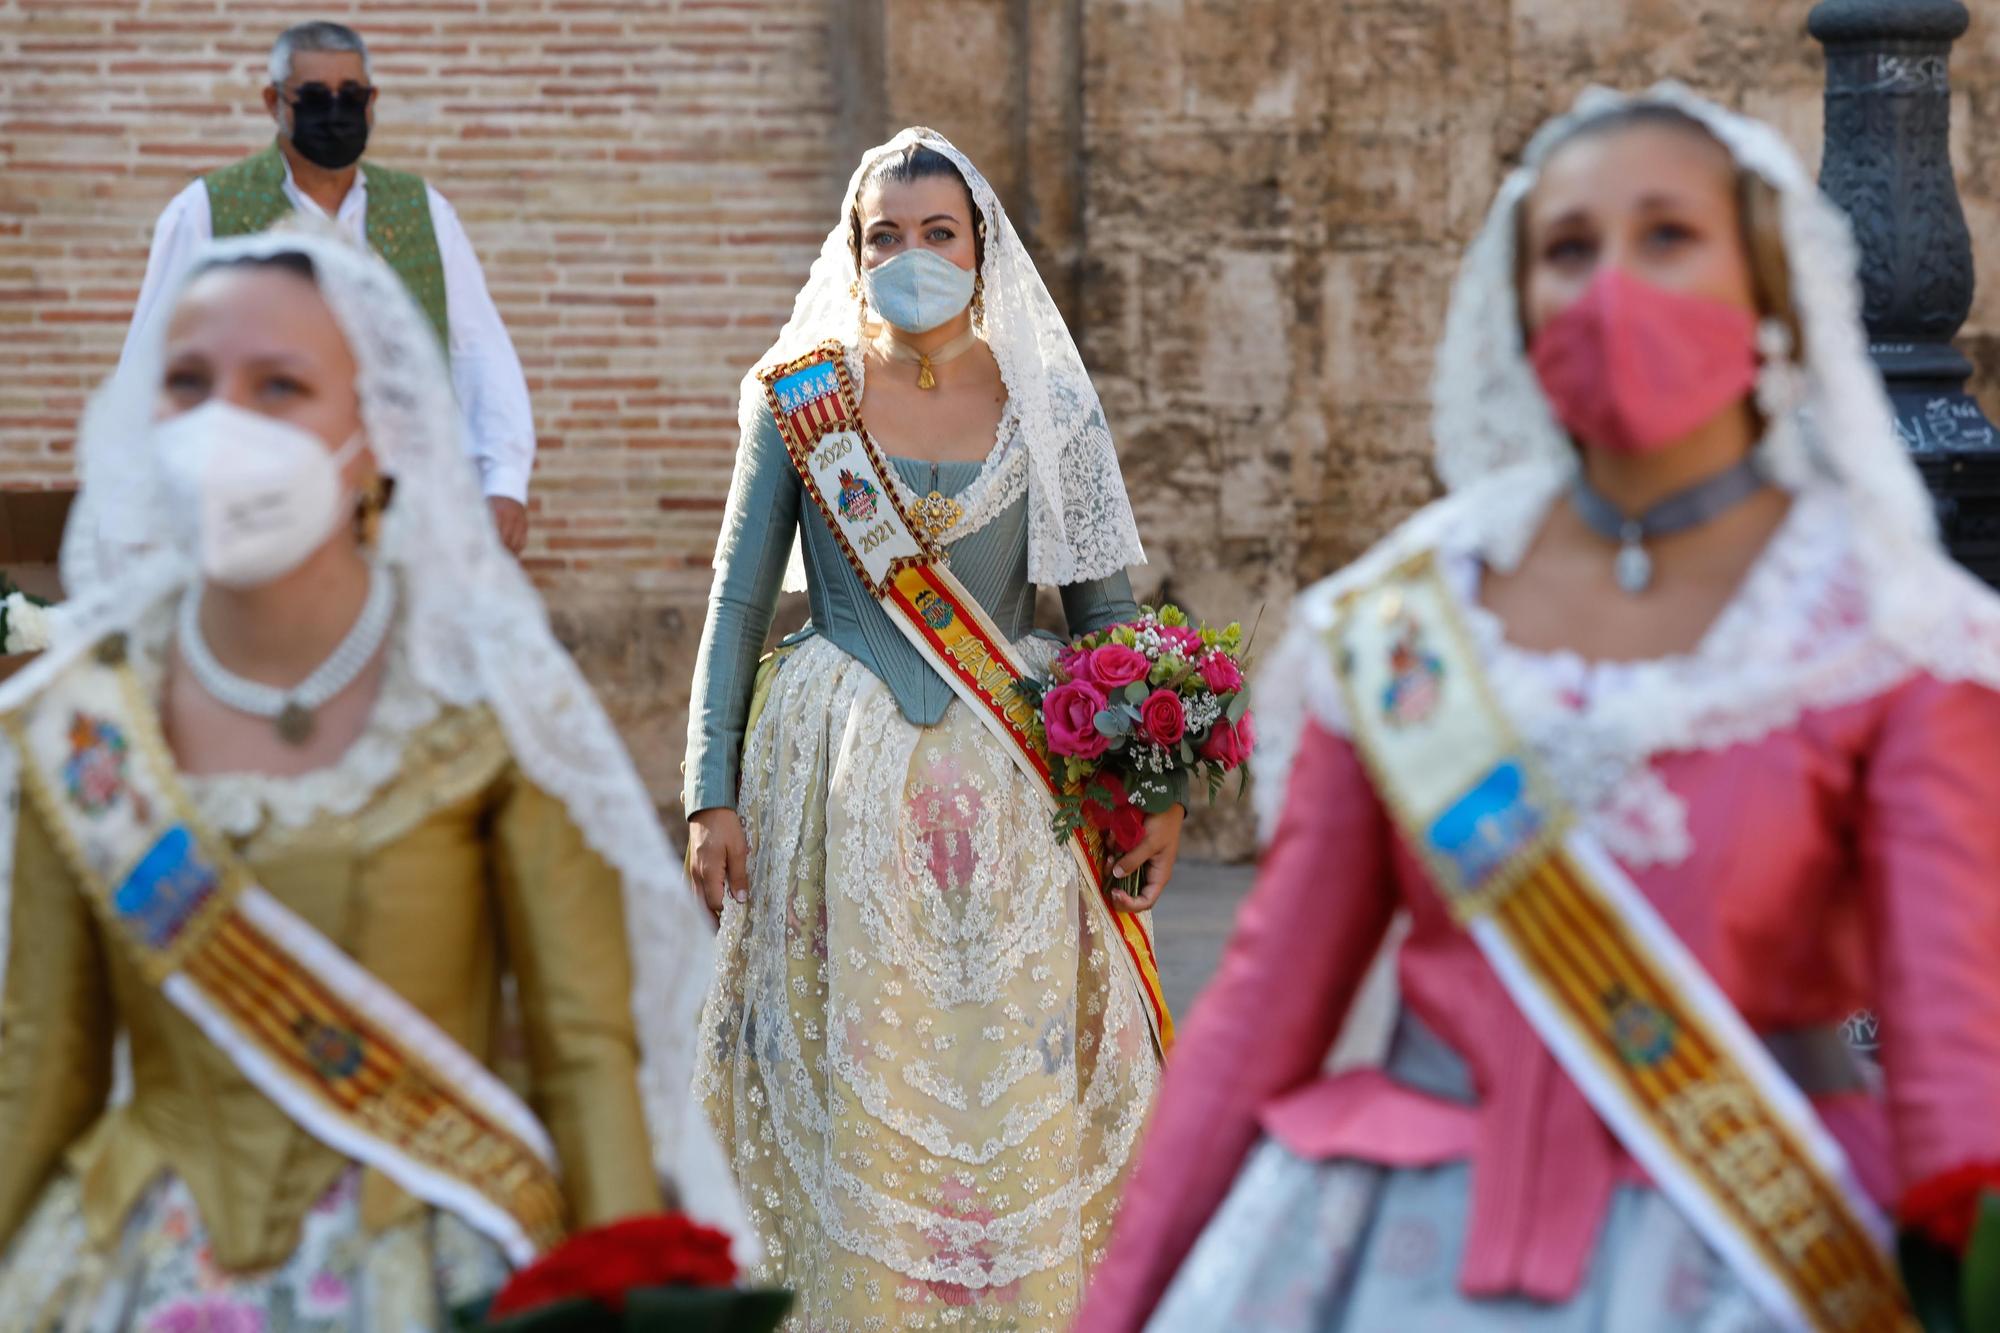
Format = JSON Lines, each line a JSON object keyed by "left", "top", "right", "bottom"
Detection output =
{"left": 682, "top": 402, "right": 802, "bottom": 815}
{"left": 1060, "top": 569, "right": 1140, "bottom": 638}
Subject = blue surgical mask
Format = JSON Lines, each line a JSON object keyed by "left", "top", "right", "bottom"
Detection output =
{"left": 861, "top": 249, "right": 976, "bottom": 334}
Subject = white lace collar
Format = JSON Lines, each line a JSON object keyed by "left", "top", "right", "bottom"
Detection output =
{"left": 125, "top": 583, "right": 443, "bottom": 838}
{"left": 847, "top": 345, "right": 1031, "bottom": 547}
{"left": 1253, "top": 466, "right": 1919, "bottom": 867}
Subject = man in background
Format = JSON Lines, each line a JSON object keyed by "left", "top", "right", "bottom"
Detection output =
{"left": 122, "top": 20, "right": 536, "bottom": 554}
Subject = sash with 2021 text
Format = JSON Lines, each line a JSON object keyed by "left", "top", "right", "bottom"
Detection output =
{"left": 758, "top": 342, "right": 1172, "bottom": 1055}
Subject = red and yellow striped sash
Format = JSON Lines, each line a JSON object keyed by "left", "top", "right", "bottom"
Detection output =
{"left": 759, "top": 344, "right": 1172, "bottom": 1054}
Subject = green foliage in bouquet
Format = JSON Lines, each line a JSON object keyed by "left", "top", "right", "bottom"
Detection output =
{"left": 1899, "top": 1188, "right": 2000, "bottom": 1332}
{"left": 456, "top": 1287, "right": 792, "bottom": 1333}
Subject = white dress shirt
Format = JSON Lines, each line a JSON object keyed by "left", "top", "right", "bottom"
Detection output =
{"left": 122, "top": 159, "right": 536, "bottom": 502}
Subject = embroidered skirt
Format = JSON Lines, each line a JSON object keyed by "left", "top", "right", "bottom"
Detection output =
{"left": 1147, "top": 1147, "right": 1782, "bottom": 1332}
{"left": 695, "top": 634, "right": 1160, "bottom": 1332}
{"left": 0, "top": 1168, "right": 506, "bottom": 1333}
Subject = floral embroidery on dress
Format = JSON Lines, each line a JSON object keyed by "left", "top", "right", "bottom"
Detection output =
{"left": 0, "top": 1167, "right": 507, "bottom": 1332}
{"left": 908, "top": 755, "right": 985, "bottom": 893}
{"left": 697, "top": 634, "right": 1157, "bottom": 1331}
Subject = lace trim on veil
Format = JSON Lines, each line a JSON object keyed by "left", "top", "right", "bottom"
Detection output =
{"left": 753, "top": 126, "right": 1144, "bottom": 593}
{"left": 1254, "top": 468, "right": 1922, "bottom": 869}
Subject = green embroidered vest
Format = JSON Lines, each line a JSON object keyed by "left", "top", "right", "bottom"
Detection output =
{"left": 204, "top": 145, "right": 451, "bottom": 354}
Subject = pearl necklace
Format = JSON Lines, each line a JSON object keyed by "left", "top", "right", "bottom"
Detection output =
{"left": 177, "top": 565, "right": 397, "bottom": 745}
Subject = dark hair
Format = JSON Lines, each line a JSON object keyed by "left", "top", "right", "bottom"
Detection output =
{"left": 193, "top": 250, "right": 319, "bottom": 284}
{"left": 847, "top": 144, "right": 985, "bottom": 274}
{"left": 1518, "top": 104, "right": 1802, "bottom": 358}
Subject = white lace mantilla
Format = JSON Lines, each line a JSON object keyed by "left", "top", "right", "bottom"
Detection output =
{"left": 22, "top": 223, "right": 751, "bottom": 1256}
{"left": 752, "top": 126, "right": 1145, "bottom": 593}
{"left": 1252, "top": 465, "right": 1973, "bottom": 870}
{"left": 1252, "top": 82, "right": 2000, "bottom": 872}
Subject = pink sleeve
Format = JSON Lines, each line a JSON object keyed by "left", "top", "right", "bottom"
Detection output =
{"left": 1076, "top": 719, "right": 1399, "bottom": 1332}
{"left": 1859, "top": 678, "right": 2000, "bottom": 1214}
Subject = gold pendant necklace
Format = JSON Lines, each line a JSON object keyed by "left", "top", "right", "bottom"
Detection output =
{"left": 916, "top": 460, "right": 964, "bottom": 541}
{"left": 877, "top": 325, "right": 980, "bottom": 390}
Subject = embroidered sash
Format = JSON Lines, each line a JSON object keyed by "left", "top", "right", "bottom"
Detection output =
{"left": 758, "top": 343, "right": 1172, "bottom": 1055}
{"left": 1328, "top": 552, "right": 1911, "bottom": 1332}
{"left": 7, "top": 635, "right": 565, "bottom": 1265}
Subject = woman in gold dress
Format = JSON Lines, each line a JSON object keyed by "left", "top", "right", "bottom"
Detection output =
{"left": 0, "top": 224, "right": 745, "bottom": 1330}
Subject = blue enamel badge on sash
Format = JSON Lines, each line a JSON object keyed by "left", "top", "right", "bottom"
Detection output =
{"left": 1426, "top": 759, "right": 1544, "bottom": 891}
{"left": 772, "top": 362, "right": 839, "bottom": 414}
{"left": 113, "top": 825, "right": 220, "bottom": 951}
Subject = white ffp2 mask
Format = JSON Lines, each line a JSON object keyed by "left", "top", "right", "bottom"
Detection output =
{"left": 157, "top": 399, "right": 366, "bottom": 588}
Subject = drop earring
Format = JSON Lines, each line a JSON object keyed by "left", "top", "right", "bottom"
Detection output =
{"left": 1755, "top": 317, "right": 1803, "bottom": 421}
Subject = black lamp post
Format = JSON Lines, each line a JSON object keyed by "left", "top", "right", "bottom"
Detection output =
{"left": 1811, "top": 0, "right": 2000, "bottom": 585}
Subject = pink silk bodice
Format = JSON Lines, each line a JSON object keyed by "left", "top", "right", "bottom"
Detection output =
{"left": 1078, "top": 675, "right": 2000, "bottom": 1331}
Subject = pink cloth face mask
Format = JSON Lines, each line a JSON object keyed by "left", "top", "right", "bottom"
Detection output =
{"left": 1528, "top": 266, "right": 1760, "bottom": 455}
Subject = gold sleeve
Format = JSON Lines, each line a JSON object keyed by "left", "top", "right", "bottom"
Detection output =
{"left": 0, "top": 778, "right": 115, "bottom": 1248}
{"left": 489, "top": 765, "right": 664, "bottom": 1229}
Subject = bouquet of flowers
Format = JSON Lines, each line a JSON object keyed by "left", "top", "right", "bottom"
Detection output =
{"left": 1022, "top": 605, "right": 1256, "bottom": 891}
{"left": 461, "top": 1214, "right": 791, "bottom": 1333}
{"left": 0, "top": 578, "right": 53, "bottom": 656}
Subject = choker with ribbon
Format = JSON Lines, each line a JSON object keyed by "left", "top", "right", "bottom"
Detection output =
{"left": 1569, "top": 457, "right": 1768, "bottom": 595}
{"left": 874, "top": 325, "right": 980, "bottom": 390}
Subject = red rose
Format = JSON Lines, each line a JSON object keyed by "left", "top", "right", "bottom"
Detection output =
{"left": 1080, "top": 775, "right": 1148, "bottom": 854}
{"left": 489, "top": 1213, "right": 739, "bottom": 1318}
{"left": 1105, "top": 801, "right": 1147, "bottom": 853}
{"left": 1044, "top": 679, "right": 1111, "bottom": 759}
{"left": 1198, "top": 652, "right": 1244, "bottom": 694}
{"left": 1199, "top": 712, "right": 1257, "bottom": 771}
{"left": 1138, "top": 688, "right": 1187, "bottom": 747}
{"left": 1086, "top": 643, "right": 1151, "bottom": 691}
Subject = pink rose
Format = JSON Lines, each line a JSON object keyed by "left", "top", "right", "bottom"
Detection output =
{"left": 1087, "top": 643, "right": 1152, "bottom": 691}
{"left": 1055, "top": 645, "right": 1091, "bottom": 682}
{"left": 1200, "top": 712, "right": 1257, "bottom": 770}
{"left": 1043, "top": 679, "right": 1111, "bottom": 759}
{"left": 1198, "top": 652, "right": 1244, "bottom": 694}
{"left": 1159, "top": 626, "right": 1204, "bottom": 657}
{"left": 1138, "top": 688, "right": 1187, "bottom": 747}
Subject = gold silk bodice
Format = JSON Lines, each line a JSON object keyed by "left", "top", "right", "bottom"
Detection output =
{"left": 0, "top": 704, "right": 662, "bottom": 1272}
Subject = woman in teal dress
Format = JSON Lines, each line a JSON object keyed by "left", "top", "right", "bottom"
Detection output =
{"left": 684, "top": 129, "right": 1173, "bottom": 1332}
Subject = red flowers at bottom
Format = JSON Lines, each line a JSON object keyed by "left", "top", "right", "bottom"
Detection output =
{"left": 1080, "top": 773, "right": 1147, "bottom": 854}
{"left": 1899, "top": 1161, "right": 2000, "bottom": 1254}
{"left": 489, "top": 1213, "right": 739, "bottom": 1318}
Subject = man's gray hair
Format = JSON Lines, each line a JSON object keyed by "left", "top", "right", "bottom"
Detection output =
{"left": 268, "top": 21, "right": 371, "bottom": 86}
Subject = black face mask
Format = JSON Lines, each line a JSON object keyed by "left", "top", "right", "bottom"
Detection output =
{"left": 285, "top": 90, "right": 371, "bottom": 170}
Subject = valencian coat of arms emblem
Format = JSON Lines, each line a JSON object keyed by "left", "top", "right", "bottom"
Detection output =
{"left": 1380, "top": 615, "right": 1445, "bottom": 728}
{"left": 836, "top": 468, "right": 880, "bottom": 524}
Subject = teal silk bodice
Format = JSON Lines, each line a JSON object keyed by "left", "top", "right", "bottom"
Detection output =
{"left": 682, "top": 407, "right": 1137, "bottom": 815}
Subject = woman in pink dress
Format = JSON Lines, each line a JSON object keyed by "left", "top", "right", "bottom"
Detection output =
{"left": 1076, "top": 84, "right": 2000, "bottom": 1332}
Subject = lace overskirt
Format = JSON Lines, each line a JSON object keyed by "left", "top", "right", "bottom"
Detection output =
{"left": 0, "top": 1169, "right": 504, "bottom": 1333}
{"left": 694, "top": 635, "right": 1158, "bottom": 1332}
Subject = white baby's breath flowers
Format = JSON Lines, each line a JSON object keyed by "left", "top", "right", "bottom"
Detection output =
{"left": 2, "top": 593, "right": 53, "bottom": 655}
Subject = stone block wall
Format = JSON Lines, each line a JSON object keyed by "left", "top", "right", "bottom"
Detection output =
{"left": 3, "top": 0, "right": 1998, "bottom": 856}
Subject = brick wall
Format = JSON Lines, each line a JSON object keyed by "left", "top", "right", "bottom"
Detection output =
{"left": 0, "top": 0, "right": 845, "bottom": 808}
{"left": 874, "top": 0, "right": 2000, "bottom": 857}
{"left": 5, "top": 1, "right": 2000, "bottom": 854}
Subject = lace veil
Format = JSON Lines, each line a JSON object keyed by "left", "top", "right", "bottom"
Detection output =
{"left": 3, "top": 223, "right": 753, "bottom": 1256}
{"left": 741, "top": 126, "right": 1146, "bottom": 590}
{"left": 1254, "top": 81, "right": 2000, "bottom": 837}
